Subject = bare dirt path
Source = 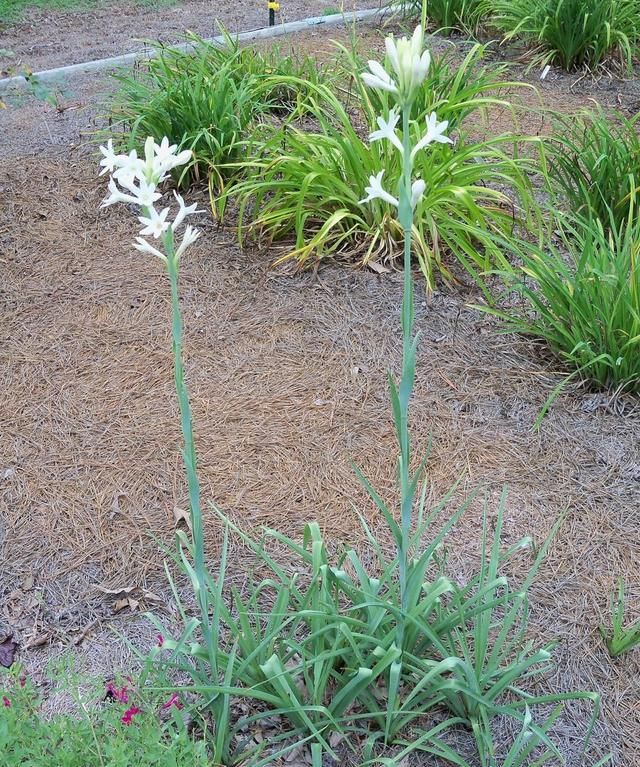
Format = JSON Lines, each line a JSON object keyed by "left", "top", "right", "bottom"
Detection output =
{"left": 0, "top": 0, "right": 381, "bottom": 73}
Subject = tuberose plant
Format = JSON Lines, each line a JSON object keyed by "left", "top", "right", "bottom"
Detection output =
{"left": 231, "top": 43, "right": 537, "bottom": 290}
{"left": 99, "top": 26, "right": 603, "bottom": 767}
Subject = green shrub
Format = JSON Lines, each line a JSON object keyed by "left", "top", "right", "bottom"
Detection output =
{"left": 107, "top": 32, "right": 328, "bottom": 190}
{"left": 486, "top": 208, "right": 640, "bottom": 395}
{"left": 230, "top": 45, "right": 538, "bottom": 290}
{"left": 544, "top": 107, "right": 640, "bottom": 230}
{"left": 0, "top": 667, "right": 207, "bottom": 766}
{"left": 490, "top": 0, "right": 640, "bottom": 71}
{"left": 397, "top": 0, "right": 487, "bottom": 34}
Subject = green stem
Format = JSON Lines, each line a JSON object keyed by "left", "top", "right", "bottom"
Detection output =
{"left": 396, "top": 103, "right": 417, "bottom": 650}
{"left": 164, "top": 239, "right": 212, "bottom": 656}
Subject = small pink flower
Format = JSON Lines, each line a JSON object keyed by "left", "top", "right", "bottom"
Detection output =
{"left": 19, "top": 676, "right": 26, "bottom": 689}
{"left": 156, "top": 634, "right": 164, "bottom": 647}
{"left": 106, "top": 681, "right": 129, "bottom": 704}
{"left": 121, "top": 705, "right": 142, "bottom": 725}
{"left": 161, "top": 692, "right": 183, "bottom": 711}
{"left": 2, "top": 696, "right": 10, "bottom": 707}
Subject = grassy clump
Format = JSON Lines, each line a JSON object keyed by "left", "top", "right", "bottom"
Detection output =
{"left": 107, "top": 32, "right": 330, "bottom": 191}
{"left": 230, "top": 44, "right": 538, "bottom": 290}
{"left": 397, "top": 0, "right": 487, "bottom": 35}
{"left": 488, "top": 208, "right": 640, "bottom": 395}
{"left": 544, "top": 108, "right": 640, "bottom": 231}
{"left": 489, "top": 0, "right": 640, "bottom": 71}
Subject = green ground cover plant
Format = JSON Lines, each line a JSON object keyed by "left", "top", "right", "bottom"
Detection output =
{"left": 230, "top": 44, "right": 538, "bottom": 290}
{"left": 485, "top": 207, "right": 640, "bottom": 397}
{"left": 0, "top": 664, "right": 207, "bottom": 766}
{"left": 108, "top": 32, "right": 329, "bottom": 193}
{"left": 396, "top": 0, "right": 487, "bottom": 35}
{"left": 97, "top": 25, "right": 605, "bottom": 767}
{"left": 544, "top": 107, "right": 640, "bottom": 230}
{"left": 600, "top": 578, "right": 640, "bottom": 657}
{"left": 489, "top": 0, "right": 640, "bottom": 71}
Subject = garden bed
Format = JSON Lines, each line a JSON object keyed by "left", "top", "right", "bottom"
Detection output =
{"left": 1, "top": 15, "right": 640, "bottom": 767}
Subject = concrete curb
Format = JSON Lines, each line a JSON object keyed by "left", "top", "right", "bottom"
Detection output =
{"left": 0, "top": 7, "right": 390, "bottom": 93}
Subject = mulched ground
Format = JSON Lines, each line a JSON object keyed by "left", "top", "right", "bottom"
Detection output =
{"left": 1, "top": 12, "right": 640, "bottom": 767}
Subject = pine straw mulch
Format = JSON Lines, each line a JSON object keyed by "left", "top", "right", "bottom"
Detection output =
{"left": 1, "top": 148, "right": 639, "bottom": 763}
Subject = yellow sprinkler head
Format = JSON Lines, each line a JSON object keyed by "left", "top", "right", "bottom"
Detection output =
{"left": 268, "top": 1, "right": 280, "bottom": 9}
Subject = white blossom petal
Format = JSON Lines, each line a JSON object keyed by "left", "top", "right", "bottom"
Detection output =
{"left": 359, "top": 170, "right": 399, "bottom": 208}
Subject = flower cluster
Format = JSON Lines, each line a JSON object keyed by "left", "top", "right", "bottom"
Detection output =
{"left": 99, "top": 137, "right": 200, "bottom": 263}
{"left": 360, "top": 26, "right": 452, "bottom": 213}
{"left": 362, "top": 25, "right": 431, "bottom": 105}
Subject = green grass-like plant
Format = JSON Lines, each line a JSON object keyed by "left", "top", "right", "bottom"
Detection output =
{"left": 544, "top": 107, "right": 640, "bottom": 230}
{"left": 230, "top": 45, "right": 538, "bottom": 290}
{"left": 485, "top": 207, "right": 640, "bottom": 397}
{"left": 489, "top": 0, "right": 640, "bottom": 71}
{"left": 600, "top": 578, "right": 640, "bottom": 657}
{"left": 397, "top": 0, "right": 487, "bottom": 35}
{"left": 107, "top": 31, "right": 329, "bottom": 192}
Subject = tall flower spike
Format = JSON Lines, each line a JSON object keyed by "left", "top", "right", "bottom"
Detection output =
{"left": 369, "top": 108, "right": 404, "bottom": 155}
{"left": 359, "top": 170, "right": 399, "bottom": 208}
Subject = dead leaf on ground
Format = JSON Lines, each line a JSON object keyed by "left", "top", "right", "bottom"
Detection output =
{"left": 0, "top": 636, "right": 18, "bottom": 667}
{"left": 25, "top": 632, "right": 51, "bottom": 649}
{"left": 173, "top": 506, "right": 192, "bottom": 533}
{"left": 114, "top": 597, "right": 140, "bottom": 613}
{"left": 110, "top": 492, "right": 127, "bottom": 518}
{"left": 366, "top": 259, "right": 390, "bottom": 274}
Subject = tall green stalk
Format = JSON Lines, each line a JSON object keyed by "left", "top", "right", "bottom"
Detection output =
{"left": 394, "top": 105, "right": 418, "bottom": 649}
{"left": 162, "top": 233, "right": 217, "bottom": 678}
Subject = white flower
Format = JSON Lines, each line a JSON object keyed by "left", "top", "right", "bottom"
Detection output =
{"left": 99, "top": 139, "right": 119, "bottom": 176}
{"left": 369, "top": 108, "right": 404, "bottom": 155}
{"left": 411, "top": 112, "right": 452, "bottom": 160}
{"left": 134, "top": 179, "right": 163, "bottom": 208}
{"left": 171, "top": 191, "right": 199, "bottom": 231}
{"left": 411, "top": 179, "right": 426, "bottom": 209}
{"left": 101, "top": 176, "right": 161, "bottom": 209}
{"left": 359, "top": 170, "right": 399, "bottom": 208}
{"left": 133, "top": 236, "right": 168, "bottom": 262}
{"left": 361, "top": 60, "right": 398, "bottom": 94}
{"left": 175, "top": 225, "right": 201, "bottom": 260}
{"left": 154, "top": 137, "right": 179, "bottom": 165}
{"left": 101, "top": 177, "right": 140, "bottom": 207}
{"left": 385, "top": 25, "right": 431, "bottom": 103}
{"left": 162, "top": 149, "right": 192, "bottom": 173}
{"left": 112, "top": 150, "right": 145, "bottom": 186}
{"left": 138, "top": 207, "right": 171, "bottom": 238}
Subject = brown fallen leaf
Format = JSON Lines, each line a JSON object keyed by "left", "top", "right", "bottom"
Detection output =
{"left": 173, "top": 506, "right": 192, "bottom": 533}
{"left": 366, "top": 259, "right": 390, "bottom": 274}
{"left": 110, "top": 492, "right": 127, "bottom": 518}
{"left": 25, "top": 633, "right": 51, "bottom": 649}
{"left": 0, "top": 635, "right": 18, "bottom": 667}
{"left": 114, "top": 597, "right": 140, "bottom": 613}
